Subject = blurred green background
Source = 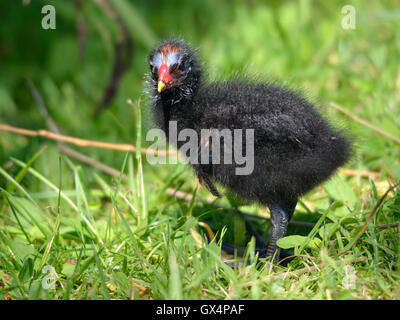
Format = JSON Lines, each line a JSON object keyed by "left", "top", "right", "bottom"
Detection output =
{"left": 0, "top": 0, "right": 399, "bottom": 300}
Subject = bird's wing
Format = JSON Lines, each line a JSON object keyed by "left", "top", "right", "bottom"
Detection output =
{"left": 202, "top": 106, "right": 315, "bottom": 147}
{"left": 252, "top": 113, "right": 316, "bottom": 148}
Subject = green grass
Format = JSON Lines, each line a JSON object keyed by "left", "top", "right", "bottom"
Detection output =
{"left": 0, "top": 0, "right": 400, "bottom": 299}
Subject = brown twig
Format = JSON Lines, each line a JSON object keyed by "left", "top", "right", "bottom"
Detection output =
{"left": 1, "top": 117, "right": 380, "bottom": 179}
{"left": 341, "top": 168, "right": 380, "bottom": 178}
{"left": 0, "top": 123, "right": 175, "bottom": 156}
{"left": 330, "top": 102, "right": 400, "bottom": 145}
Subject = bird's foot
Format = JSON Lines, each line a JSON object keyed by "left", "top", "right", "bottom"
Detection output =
{"left": 221, "top": 200, "right": 297, "bottom": 270}
{"left": 221, "top": 242, "right": 294, "bottom": 269}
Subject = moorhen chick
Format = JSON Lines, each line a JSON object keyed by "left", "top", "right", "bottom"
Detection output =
{"left": 146, "top": 38, "right": 352, "bottom": 264}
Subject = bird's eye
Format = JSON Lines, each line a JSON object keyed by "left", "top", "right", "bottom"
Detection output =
{"left": 178, "top": 61, "right": 185, "bottom": 71}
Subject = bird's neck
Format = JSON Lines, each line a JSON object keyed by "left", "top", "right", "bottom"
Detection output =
{"left": 161, "top": 85, "right": 198, "bottom": 107}
{"left": 160, "top": 91, "right": 186, "bottom": 106}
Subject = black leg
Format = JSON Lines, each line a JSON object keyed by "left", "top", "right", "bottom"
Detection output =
{"left": 238, "top": 210, "right": 295, "bottom": 260}
{"left": 221, "top": 201, "right": 297, "bottom": 268}
{"left": 221, "top": 205, "right": 297, "bottom": 263}
{"left": 264, "top": 200, "right": 297, "bottom": 264}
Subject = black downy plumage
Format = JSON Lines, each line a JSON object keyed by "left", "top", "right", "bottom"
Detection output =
{"left": 146, "top": 38, "right": 352, "bottom": 264}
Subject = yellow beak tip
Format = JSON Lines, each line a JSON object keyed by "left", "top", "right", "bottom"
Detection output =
{"left": 157, "top": 81, "right": 166, "bottom": 92}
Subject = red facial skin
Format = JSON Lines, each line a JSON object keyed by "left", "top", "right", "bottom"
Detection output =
{"left": 158, "top": 63, "right": 172, "bottom": 84}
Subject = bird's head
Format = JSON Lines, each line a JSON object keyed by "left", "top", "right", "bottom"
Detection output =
{"left": 147, "top": 38, "right": 202, "bottom": 104}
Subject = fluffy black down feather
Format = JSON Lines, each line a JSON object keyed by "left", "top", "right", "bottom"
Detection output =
{"left": 147, "top": 39, "right": 352, "bottom": 206}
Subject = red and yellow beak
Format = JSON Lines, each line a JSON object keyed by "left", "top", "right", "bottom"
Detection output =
{"left": 157, "top": 64, "right": 171, "bottom": 92}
